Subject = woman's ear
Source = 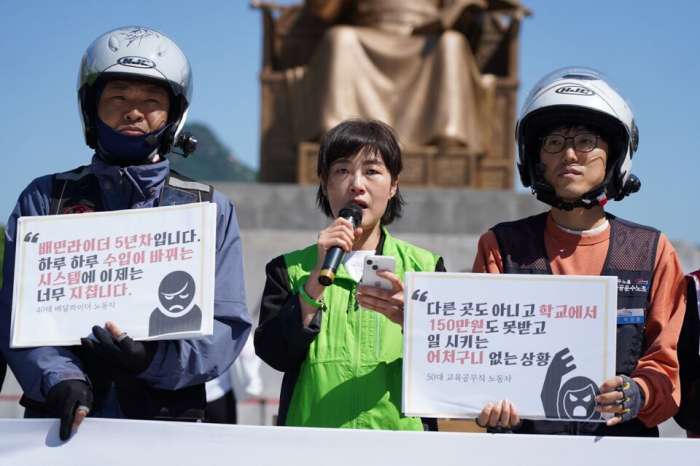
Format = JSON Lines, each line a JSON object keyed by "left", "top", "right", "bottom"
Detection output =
{"left": 390, "top": 177, "right": 398, "bottom": 198}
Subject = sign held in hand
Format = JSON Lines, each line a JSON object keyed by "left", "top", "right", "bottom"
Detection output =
{"left": 11, "top": 203, "right": 217, "bottom": 347}
{"left": 402, "top": 272, "right": 617, "bottom": 422}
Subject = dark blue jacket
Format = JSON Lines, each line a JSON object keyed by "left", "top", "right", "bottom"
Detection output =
{"left": 0, "top": 156, "right": 251, "bottom": 407}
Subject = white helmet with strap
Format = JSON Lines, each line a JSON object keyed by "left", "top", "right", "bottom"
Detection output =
{"left": 77, "top": 26, "right": 195, "bottom": 156}
{"left": 516, "top": 67, "right": 640, "bottom": 210}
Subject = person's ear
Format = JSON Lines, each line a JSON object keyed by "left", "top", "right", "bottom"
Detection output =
{"left": 389, "top": 177, "right": 398, "bottom": 198}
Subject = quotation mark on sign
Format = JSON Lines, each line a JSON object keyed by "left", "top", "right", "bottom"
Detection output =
{"left": 411, "top": 289, "right": 428, "bottom": 302}
{"left": 23, "top": 232, "right": 40, "bottom": 243}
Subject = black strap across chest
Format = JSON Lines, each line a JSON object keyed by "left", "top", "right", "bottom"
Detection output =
{"left": 50, "top": 165, "right": 213, "bottom": 215}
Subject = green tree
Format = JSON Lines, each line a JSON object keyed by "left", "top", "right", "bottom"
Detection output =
{"left": 169, "top": 122, "right": 258, "bottom": 182}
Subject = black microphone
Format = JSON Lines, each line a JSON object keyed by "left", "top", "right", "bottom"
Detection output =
{"left": 318, "top": 203, "right": 363, "bottom": 286}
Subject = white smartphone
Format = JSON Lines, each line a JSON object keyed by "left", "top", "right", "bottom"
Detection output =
{"left": 360, "top": 255, "right": 396, "bottom": 290}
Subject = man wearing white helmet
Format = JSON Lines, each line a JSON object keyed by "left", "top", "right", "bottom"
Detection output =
{"left": 0, "top": 27, "right": 251, "bottom": 440}
{"left": 472, "top": 67, "right": 685, "bottom": 436}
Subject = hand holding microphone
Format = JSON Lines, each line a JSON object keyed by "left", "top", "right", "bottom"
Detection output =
{"left": 317, "top": 203, "right": 363, "bottom": 286}
{"left": 297, "top": 204, "right": 363, "bottom": 327}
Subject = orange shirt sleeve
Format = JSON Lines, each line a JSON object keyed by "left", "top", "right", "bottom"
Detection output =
{"left": 632, "top": 233, "right": 687, "bottom": 427}
{"left": 471, "top": 231, "right": 504, "bottom": 273}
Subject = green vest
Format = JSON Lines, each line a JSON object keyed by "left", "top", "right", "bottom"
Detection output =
{"left": 283, "top": 229, "right": 439, "bottom": 430}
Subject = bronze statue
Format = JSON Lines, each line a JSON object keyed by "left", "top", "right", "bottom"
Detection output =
{"left": 292, "top": 0, "right": 513, "bottom": 151}
{"left": 253, "top": 0, "right": 528, "bottom": 187}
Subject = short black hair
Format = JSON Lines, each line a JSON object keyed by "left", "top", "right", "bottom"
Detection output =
{"left": 316, "top": 119, "right": 405, "bottom": 225}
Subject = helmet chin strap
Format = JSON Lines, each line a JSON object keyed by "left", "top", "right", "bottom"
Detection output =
{"left": 534, "top": 174, "right": 640, "bottom": 211}
{"left": 535, "top": 190, "right": 608, "bottom": 211}
{"left": 532, "top": 179, "right": 609, "bottom": 211}
{"left": 531, "top": 159, "right": 614, "bottom": 211}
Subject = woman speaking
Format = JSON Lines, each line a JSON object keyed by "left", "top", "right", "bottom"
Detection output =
{"left": 255, "top": 119, "right": 445, "bottom": 430}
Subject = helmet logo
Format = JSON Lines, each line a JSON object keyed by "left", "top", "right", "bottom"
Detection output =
{"left": 555, "top": 85, "right": 595, "bottom": 96}
{"left": 117, "top": 56, "right": 156, "bottom": 68}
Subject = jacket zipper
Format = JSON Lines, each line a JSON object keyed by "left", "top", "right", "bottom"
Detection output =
{"left": 375, "top": 312, "right": 381, "bottom": 360}
{"left": 353, "top": 282, "right": 361, "bottom": 428}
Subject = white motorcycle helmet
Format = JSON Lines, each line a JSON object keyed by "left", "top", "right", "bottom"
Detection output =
{"left": 516, "top": 67, "right": 640, "bottom": 209}
{"left": 77, "top": 26, "right": 196, "bottom": 156}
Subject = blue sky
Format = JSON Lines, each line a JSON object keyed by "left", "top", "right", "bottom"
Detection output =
{"left": 1, "top": 1, "right": 698, "bottom": 244}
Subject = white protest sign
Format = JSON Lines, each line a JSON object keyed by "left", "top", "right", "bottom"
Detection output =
{"left": 403, "top": 272, "right": 617, "bottom": 421}
{"left": 11, "top": 203, "right": 217, "bottom": 347}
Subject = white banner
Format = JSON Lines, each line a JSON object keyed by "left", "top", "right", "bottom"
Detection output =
{"left": 11, "top": 203, "right": 217, "bottom": 347}
{"left": 403, "top": 272, "right": 617, "bottom": 420}
{"left": 0, "top": 419, "right": 692, "bottom": 466}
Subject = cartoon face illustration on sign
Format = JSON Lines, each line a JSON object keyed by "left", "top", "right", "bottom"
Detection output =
{"left": 557, "top": 376, "right": 601, "bottom": 420}
{"left": 540, "top": 347, "right": 602, "bottom": 422}
{"left": 158, "top": 270, "right": 195, "bottom": 316}
{"left": 149, "top": 270, "right": 202, "bottom": 337}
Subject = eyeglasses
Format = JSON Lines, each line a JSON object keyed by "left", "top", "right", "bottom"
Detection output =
{"left": 540, "top": 133, "right": 599, "bottom": 154}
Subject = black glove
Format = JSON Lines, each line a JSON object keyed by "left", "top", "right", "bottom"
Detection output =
{"left": 46, "top": 380, "right": 93, "bottom": 441}
{"left": 615, "top": 375, "right": 645, "bottom": 422}
{"left": 81, "top": 326, "right": 157, "bottom": 374}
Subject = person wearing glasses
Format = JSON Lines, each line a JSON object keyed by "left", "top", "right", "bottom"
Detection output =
{"left": 471, "top": 67, "right": 686, "bottom": 436}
